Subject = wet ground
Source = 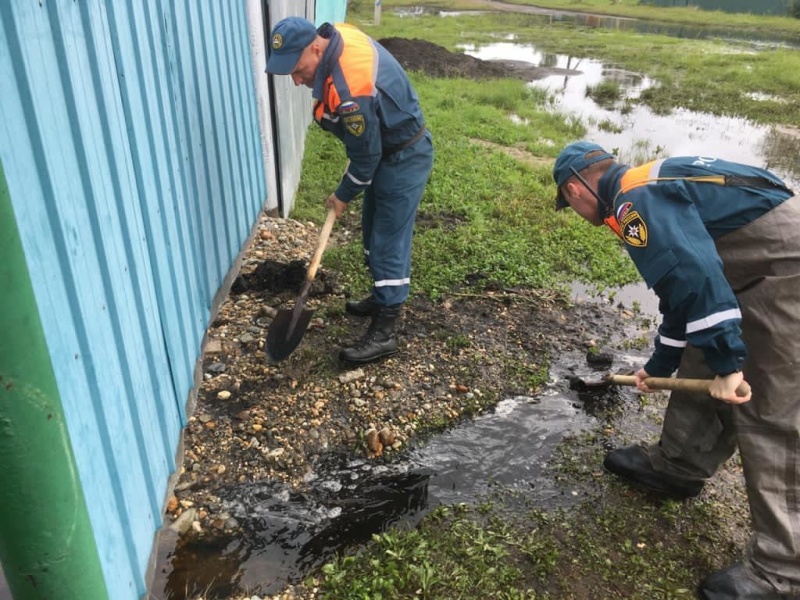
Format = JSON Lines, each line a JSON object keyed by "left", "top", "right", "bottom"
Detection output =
{"left": 147, "top": 13, "right": 760, "bottom": 600}
{"left": 148, "top": 206, "right": 667, "bottom": 599}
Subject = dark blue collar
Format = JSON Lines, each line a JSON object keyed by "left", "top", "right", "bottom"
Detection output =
{"left": 598, "top": 163, "right": 628, "bottom": 217}
{"left": 313, "top": 23, "right": 341, "bottom": 101}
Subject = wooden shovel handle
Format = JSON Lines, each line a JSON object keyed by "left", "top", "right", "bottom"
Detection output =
{"left": 306, "top": 208, "right": 336, "bottom": 282}
{"left": 609, "top": 374, "right": 751, "bottom": 397}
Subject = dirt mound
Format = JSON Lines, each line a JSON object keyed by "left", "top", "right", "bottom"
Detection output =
{"left": 379, "top": 37, "right": 513, "bottom": 79}
{"left": 379, "top": 37, "right": 566, "bottom": 81}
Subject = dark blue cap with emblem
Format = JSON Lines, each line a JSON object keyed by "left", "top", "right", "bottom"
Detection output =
{"left": 266, "top": 17, "right": 318, "bottom": 75}
{"left": 552, "top": 141, "right": 614, "bottom": 210}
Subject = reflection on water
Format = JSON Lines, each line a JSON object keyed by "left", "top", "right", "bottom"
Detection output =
{"left": 571, "top": 281, "right": 660, "bottom": 319}
{"left": 463, "top": 42, "right": 800, "bottom": 189}
{"left": 153, "top": 381, "right": 626, "bottom": 598}
{"left": 416, "top": 4, "right": 800, "bottom": 49}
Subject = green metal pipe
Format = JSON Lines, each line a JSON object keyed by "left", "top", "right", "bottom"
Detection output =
{"left": 0, "top": 162, "right": 108, "bottom": 599}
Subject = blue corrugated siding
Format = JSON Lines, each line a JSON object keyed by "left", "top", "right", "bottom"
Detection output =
{"left": 315, "top": 0, "right": 349, "bottom": 25}
{"left": 0, "top": 0, "right": 265, "bottom": 597}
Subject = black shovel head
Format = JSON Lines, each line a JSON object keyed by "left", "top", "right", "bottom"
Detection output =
{"left": 266, "top": 306, "right": 314, "bottom": 363}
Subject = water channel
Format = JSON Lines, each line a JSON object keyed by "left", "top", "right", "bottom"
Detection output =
{"left": 153, "top": 8, "right": 798, "bottom": 599}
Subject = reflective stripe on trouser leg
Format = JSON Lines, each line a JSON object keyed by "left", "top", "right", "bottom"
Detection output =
{"left": 366, "top": 133, "right": 433, "bottom": 307}
{"left": 715, "top": 194, "right": 800, "bottom": 593}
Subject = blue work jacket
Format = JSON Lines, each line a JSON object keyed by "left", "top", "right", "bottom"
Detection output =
{"left": 597, "top": 156, "right": 793, "bottom": 377}
{"left": 311, "top": 23, "right": 426, "bottom": 203}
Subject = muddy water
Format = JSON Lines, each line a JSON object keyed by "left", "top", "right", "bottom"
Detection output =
{"left": 153, "top": 343, "right": 653, "bottom": 599}
{"left": 150, "top": 16, "right": 800, "bottom": 600}
{"left": 436, "top": 5, "right": 800, "bottom": 49}
{"left": 463, "top": 42, "right": 800, "bottom": 190}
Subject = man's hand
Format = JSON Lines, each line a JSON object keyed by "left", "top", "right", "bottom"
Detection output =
{"left": 634, "top": 368, "right": 652, "bottom": 392}
{"left": 709, "top": 371, "right": 752, "bottom": 404}
{"left": 325, "top": 193, "right": 348, "bottom": 218}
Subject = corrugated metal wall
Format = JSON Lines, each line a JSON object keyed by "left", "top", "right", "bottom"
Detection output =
{"left": 262, "top": 0, "right": 348, "bottom": 217}
{"left": 0, "top": 0, "right": 265, "bottom": 596}
{"left": 265, "top": 0, "right": 316, "bottom": 217}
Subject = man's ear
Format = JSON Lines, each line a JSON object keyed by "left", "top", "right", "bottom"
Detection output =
{"left": 563, "top": 180, "right": 577, "bottom": 204}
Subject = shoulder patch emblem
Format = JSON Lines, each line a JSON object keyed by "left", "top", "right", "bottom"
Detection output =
{"left": 344, "top": 114, "right": 365, "bottom": 136}
{"left": 339, "top": 101, "right": 360, "bottom": 114}
{"left": 621, "top": 210, "right": 648, "bottom": 247}
{"left": 271, "top": 33, "right": 283, "bottom": 50}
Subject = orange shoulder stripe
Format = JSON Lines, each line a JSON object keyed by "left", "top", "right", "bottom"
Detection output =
{"left": 620, "top": 160, "right": 661, "bottom": 194}
{"left": 334, "top": 23, "right": 377, "bottom": 98}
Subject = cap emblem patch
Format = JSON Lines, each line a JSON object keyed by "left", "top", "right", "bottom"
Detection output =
{"left": 271, "top": 34, "right": 284, "bottom": 50}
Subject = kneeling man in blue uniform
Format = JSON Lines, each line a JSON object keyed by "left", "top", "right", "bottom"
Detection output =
{"left": 266, "top": 17, "right": 434, "bottom": 364}
{"left": 553, "top": 141, "right": 799, "bottom": 599}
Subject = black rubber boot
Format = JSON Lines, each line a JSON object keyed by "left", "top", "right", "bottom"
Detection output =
{"left": 699, "top": 562, "right": 786, "bottom": 599}
{"left": 339, "top": 305, "right": 401, "bottom": 363}
{"left": 345, "top": 295, "right": 377, "bottom": 317}
{"left": 603, "top": 444, "right": 704, "bottom": 499}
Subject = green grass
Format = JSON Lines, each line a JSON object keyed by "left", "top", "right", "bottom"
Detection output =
{"left": 368, "top": 0, "right": 800, "bottom": 34}
{"left": 347, "top": 5, "right": 800, "bottom": 126}
{"left": 288, "top": 5, "right": 764, "bottom": 598}
{"left": 295, "top": 72, "right": 639, "bottom": 300}
{"left": 313, "top": 490, "right": 742, "bottom": 599}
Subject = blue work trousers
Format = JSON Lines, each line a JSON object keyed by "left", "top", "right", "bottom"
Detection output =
{"left": 361, "top": 131, "right": 433, "bottom": 307}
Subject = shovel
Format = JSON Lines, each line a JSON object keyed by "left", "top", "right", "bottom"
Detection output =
{"left": 575, "top": 373, "right": 751, "bottom": 397}
{"left": 266, "top": 207, "right": 336, "bottom": 363}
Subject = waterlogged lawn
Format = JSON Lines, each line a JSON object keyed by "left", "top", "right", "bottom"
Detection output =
{"left": 349, "top": 5, "right": 800, "bottom": 126}
{"left": 295, "top": 72, "right": 640, "bottom": 300}
{"left": 286, "top": 4, "right": 770, "bottom": 598}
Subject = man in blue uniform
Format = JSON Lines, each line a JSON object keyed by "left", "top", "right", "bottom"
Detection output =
{"left": 266, "top": 17, "right": 434, "bottom": 364}
{"left": 553, "top": 141, "right": 799, "bottom": 599}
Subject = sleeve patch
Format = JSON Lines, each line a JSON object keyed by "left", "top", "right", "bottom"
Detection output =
{"left": 621, "top": 210, "right": 648, "bottom": 247}
{"left": 343, "top": 114, "right": 365, "bottom": 136}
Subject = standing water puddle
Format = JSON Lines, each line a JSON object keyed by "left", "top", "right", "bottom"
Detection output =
{"left": 152, "top": 21, "right": 798, "bottom": 600}
{"left": 153, "top": 346, "right": 651, "bottom": 598}
{"left": 462, "top": 41, "right": 800, "bottom": 189}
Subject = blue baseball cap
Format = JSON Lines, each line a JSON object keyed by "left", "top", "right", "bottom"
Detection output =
{"left": 266, "top": 17, "right": 318, "bottom": 75}
{"left": 553, "top": 141, "right": 614, "bottom": 210}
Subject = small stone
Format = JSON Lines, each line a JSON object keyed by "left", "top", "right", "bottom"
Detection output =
{"left": 169, "top": 508, "right": 197, "bottom": 534}
{"left": 217, "top": 390, "right": 232, "bottom": 400}
{"left": 339, "top": 368, "right": 366, "bottom": 384}
{"left": 205, "top": 339, "right": 224, "bottom": 354}
{"left": 365, "top": 428, "right": 383, "bottom": 456}
{"left": 378, "top": 427, "right": 396, "bottom": 447}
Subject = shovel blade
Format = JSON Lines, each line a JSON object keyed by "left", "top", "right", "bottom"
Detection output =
{"left": 266, "top": 306, "right": 314, "bottom": 363}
